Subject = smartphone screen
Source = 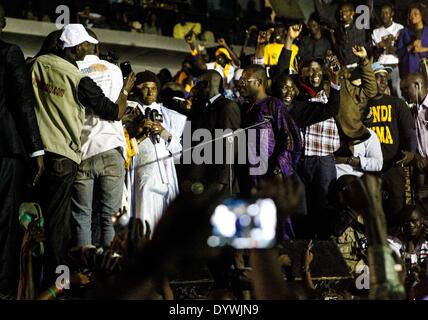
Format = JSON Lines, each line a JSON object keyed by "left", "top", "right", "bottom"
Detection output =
{"left": 120, "top": 61, "right": 132, "bottom": 78}
{"left": 208, "top": 198, "right": 277, "bottom": 249}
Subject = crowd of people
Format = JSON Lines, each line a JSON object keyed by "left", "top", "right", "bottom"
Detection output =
{"left": 1, "top": 1, "right": 428, "bottom": 300}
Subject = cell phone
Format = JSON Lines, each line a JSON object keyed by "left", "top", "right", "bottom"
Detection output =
{"left": 208, "top": 198, "right": 277, "bottom": 249}
{"left": 120, "top": 61, "right": 132, "bottom": 78}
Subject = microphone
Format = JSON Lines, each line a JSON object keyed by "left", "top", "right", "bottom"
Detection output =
{"left": 144, "top": 107, "right": 151, "bottom": 120}
{"left": 150, "top": 109, "right": 163, "bottom": 143}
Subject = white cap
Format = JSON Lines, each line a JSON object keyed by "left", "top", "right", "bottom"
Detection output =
{"left": 60, "top": 24, "right": 99, "bottom": 48}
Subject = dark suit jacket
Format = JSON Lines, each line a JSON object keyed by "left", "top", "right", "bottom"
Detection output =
{"left": 0, "top": 40, "right": 43, "bottom": 159}
{"left": 193, "top": 95, "right": 241, "bottom": 194}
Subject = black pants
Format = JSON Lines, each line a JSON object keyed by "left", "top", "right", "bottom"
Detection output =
{"left": 297, "top": 155, "right": 337, "bottom": 239}
{"left": 33, "top": 153, "right": 78, "bottom": 287}
{"left": 0, "top": 157, "right": 25, "bottom": 295}
{"left": 381, "top": 165, "right": 406, "bottom": 227}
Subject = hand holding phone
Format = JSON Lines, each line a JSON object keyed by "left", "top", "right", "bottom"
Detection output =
{"left": 208, "top": 198, "right": 277, "bottom": 249}
{"left": 120, "top": 61, "right": 133, "bottom": 79}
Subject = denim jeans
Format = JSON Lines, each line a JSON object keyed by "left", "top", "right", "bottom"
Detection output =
{"left": 72, "top": 148, "right": 125, "bottom": 247}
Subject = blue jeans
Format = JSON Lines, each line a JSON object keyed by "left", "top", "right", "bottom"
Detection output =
{"left": 72, "top": 149, "right": 125, "bottom": 247}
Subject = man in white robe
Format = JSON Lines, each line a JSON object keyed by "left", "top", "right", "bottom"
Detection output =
{"left": 128, "top": 71, "right": 186, "bottom": 233}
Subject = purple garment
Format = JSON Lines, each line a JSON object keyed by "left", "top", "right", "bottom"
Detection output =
{"left": 397, "top": 26, "right": 428, "bottom": 78}
{"left": 243, "top": 96, "right": 302, "bottom": 188}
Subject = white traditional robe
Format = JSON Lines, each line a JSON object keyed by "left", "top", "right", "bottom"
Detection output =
{"left": 127, "top": 101, "right": 186, "bottom": 233}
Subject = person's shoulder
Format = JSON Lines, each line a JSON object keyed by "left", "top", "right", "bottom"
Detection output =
{"left": 160, "top": 104, "right": 187, "bottom": 120}
{"left": 393, "top": 22, "right": 404, "bottom": 31}
{"left": 206, "top": 62, "right": 215, "bottom": 69}
{"left": 220, "top": 96, "right": 240, "bottom": 109}
{"left": 265, "top": 96, "right": 284, "bottom": 109}
{"left": 372, "top": 26, "right": 384, "bottom": 35}
{"left": 1, "top": 41, "right": 24, "bottom": 57}
{"left": 367, "top": 128, "right": 380, "bottom": 140}
{"left": 102, "top": 60, "right": 122, "bottom": 75}
{"left": 387, "top": 95, "right": 408, "bottom": 107}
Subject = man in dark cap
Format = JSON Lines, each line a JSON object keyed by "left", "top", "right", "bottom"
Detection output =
{"left": 127, "top": 71, "right": 187, "bottom": 233}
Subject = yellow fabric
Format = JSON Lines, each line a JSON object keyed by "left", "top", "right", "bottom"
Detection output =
{"left": 214, "top": 62, "right": 231, "bottom": 83}
{"left": 173, "top": 22, "right": 201, "bottom": 39}
{"left": 124, "top": 128, "right": 138, "bottom": 170}
{"left": 176, "top": 71, "right": 194, "bottom": 94}
{"left": 215, "top": 47, "right": 232, "bottom": 61}
{"left": 264, "top": 43, "right": 284, "bottom": 66}
{"left": 263, "top": 43, "right": 299, "bottom": 73}
{"left": 176, "top": 71, "right": 187, "bottom": 85}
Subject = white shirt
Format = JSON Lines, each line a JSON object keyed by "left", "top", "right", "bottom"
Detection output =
{"left": 206, "top": 62, "right": 236, "bottom": 85}
{"left": 77, "top": 55, "right": 127, "bottom": 160}
{"left": 415, "top": 95, "right": 428, "bottom": 158}
{"left": 371, "top": 22, "right": 403, "bottom": 65}
{"left": 336, "top": 129, "right": 383, "bottom": 179}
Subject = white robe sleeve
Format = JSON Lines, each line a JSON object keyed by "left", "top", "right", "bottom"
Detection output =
{"left": 162, "top": 106, "right": 187, "bottom": 160}
{"left": 359, "top": 130, "right": 383, "bottom": 173}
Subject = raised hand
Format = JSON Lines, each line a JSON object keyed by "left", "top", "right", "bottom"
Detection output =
{"left": 257, "top": 31, "right": 268, "bottom": 45}
{"left": 327, "top": 54, "right": 341, "bottom": 84}
{"left": 352, "top": 45, "right": 367, "bottom": 59}
{"left": 287, "top": 24, "right": 302, "bottom": 41}
{"left": 303, "top": 240, "right": 314, "bottom": 270}
{"left": 123, "top": 71, "right": 136, "bottom": 92}
{"left": 217, "top": 38, "right": 227, "bottom": 47}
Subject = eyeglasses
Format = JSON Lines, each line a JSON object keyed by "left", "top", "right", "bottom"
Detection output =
{"left": 239, "top": 78, "right": 260, "bottom": 85}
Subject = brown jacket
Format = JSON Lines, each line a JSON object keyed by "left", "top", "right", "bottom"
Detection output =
{"left": 338, "top": 59, "right": 378, "bottom": 143}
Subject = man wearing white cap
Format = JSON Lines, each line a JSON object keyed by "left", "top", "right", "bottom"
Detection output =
{"left": 30, "top": 23, "right": 135, "bottom": 287}
{"left": 367, "top": 63, "right": 417, "bottom": 226}
{"left": 70, "top": 28, "right": 128, "bottom": 251}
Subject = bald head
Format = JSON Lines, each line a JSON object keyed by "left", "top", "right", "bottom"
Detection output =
{"left": 401, "top": 73, "right": 427, "bottom": 104}
{"left": 199, "top": 69, "right": 223, "bottom": 98}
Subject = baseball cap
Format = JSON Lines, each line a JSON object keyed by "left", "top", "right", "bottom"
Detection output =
{"left": 371, "top": 62, "right": 393, "bottom": 74}
{"left": 215, "top": 47, "right": 232, "bottom": 61}
{"left": 60, "top": 24, "right": 99, "bottom": 48}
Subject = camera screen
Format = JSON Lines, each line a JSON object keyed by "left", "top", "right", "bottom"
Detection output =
{"left": 208, "top": 198, "right": 277, "bottom": 249}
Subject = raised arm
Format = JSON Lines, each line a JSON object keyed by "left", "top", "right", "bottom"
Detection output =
{"left": 350, "top": 45, "right": 378, "bottom": 101}
{"left": 217, "top": 38, "right": 241, "bottom": 67}
{"left": 277, "top": 25, "right": 302, "bottom": 76}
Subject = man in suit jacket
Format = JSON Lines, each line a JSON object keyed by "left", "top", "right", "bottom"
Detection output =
{"left": 0, "top": 4, "right": 44, "bottom": 298}
{"left": 191, "top": 69, "right": 241, "bottom": 195}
